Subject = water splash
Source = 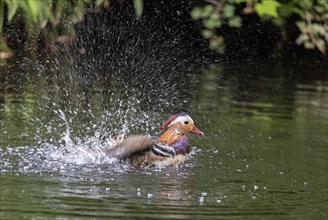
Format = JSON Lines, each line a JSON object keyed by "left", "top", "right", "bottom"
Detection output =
{"left": 0, "top": 56, "right": 198, "bottom": 174}
{"left": 58, "top": 109, "right": 73, "bottom": 148}
{"left": 0, "top": 1, "right": 207, "bottom": 174}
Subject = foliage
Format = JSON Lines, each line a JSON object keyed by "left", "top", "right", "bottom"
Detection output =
{"left": 0, "top": 0, "right": 146, "bottom": 59}
{"left": 1, "top": 0, "right": 327, "bottom": 59}
{"left": 133, "top": 0, "right": 143, "bottom": 18}
{"left": 0, "top": 0, "right": 92, "bottom": 58}
{"left": 294, "top": 0, "right": 328, "bottom": 53}
{"left": 191, "top": 1, "right": 242, "bottom": 53}
{"left": 191, "top": 0, "right": 328, "bottom": 54}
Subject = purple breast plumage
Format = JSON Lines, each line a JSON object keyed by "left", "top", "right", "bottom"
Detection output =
{"left": 171, "top": 138, "right": 190, "bottom": 154}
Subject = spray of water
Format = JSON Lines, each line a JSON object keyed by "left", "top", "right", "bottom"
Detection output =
{"left": 0, "top": 2, "right": 207, "bottom": 174}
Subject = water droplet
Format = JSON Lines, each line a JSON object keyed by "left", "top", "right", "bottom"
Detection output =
{"left": 198, "top": 196, "right": 205, "bottom": 205}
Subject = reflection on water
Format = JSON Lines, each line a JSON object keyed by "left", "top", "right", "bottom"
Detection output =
{"left": 0, "top": 58, "right": 327, "bottom": 219}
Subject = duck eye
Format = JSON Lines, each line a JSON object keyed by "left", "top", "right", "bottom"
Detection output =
{"left": 184, "top": 121, "right": 189, "bottom": 125}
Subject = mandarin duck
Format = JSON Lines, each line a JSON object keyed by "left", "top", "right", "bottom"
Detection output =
{"left": 105, "top": 113, "right": 204, "bottom": 166}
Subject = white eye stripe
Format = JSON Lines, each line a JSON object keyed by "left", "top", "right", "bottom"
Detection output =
{"left": 168, "top": 115, "right": 193, "bottom": 127}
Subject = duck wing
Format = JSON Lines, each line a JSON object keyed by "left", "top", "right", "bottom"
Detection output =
{"left": 106, "top": 135, "right": 156, "bottom": 159}
{"left": 152, "top": 143, "right": 176, "bottom": 157}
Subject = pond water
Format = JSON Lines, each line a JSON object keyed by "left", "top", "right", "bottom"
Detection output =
{"left": 0, "top": 57, "right": 327, "bottom": 219}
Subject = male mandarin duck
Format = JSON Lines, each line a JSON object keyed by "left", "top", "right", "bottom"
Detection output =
{"left": 105, "top": 113, "right": 204, "bottom": 166}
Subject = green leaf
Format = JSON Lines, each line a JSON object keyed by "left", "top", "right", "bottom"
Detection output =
{"left": 235, "top": 0, "right": 251, "bottom": 4}
{"left": 203, "top": 18, "right": 221, "bottom": 29}
{"left": 191, "top": 7, "right": 203, "bottom": 20}
{"left": 255, "top": 0, "right": 281, "bottom": 18}
{"left": 228, "top": 16, "right": 242, "bottom": 28}
{"left": 298, "top": 0, "right": 312, "bottom": 10}
{"left": 202, "top": 30, "right": 214, "bottom": 39}
{"left": 133, "top": 0, "right": 143, "bottom": 18}
{"left": 312, "top": 23, "right": 326, "bottom": 36}
{"left": 296, "top": 21, "right": 308, "bottom": 32}
{"left": 96, "top": 0, "right": 105, "bottom": 7}
{"left": 210, "top": 13, "right": 219, "bottom": 20}
{"left": 223, "top": 4, "right": 235, "bottom": 18}
{"left": 304, "top": 41, "right": 315, "bottom": 49}
{"left": 279, "top": 4, "right": 302, "bottom": 17}
{"left": 272, "top": 16, "right": 284, "bottom": 26}
{"left": 209, "top": 36, "right": 225, "bottom": 53}
{"left": 316, "top": 39, "right": 326, "bottom": 53}
{"left": 203, "top": 4, "right": 214, "bottom": 16}
{"left": 27, "top": 0, "right": 41, "bottom": 19}
{"left": 5, "top": 0, "right": 18, "bottom": 21}
{"left": 322, "top": 13, "right": 328, "bottom": 21}
{"left": 313, "top": 6, "right": 322, "bottom": 13}
{"left": 296, "top": 33, "right": 309, "bottom": 45}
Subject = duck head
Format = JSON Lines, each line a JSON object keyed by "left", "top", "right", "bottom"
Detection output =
{"left": 157, "top": 113, "right": 204, "bottom": 145}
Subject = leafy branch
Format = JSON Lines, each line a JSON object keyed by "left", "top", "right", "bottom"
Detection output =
{"left": 191, "top": 0, "right": 328, "bottom": 54}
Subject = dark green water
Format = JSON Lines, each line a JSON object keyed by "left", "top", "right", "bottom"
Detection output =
{"left": 0, "top": 58, "right": 327, "bottom": 219}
